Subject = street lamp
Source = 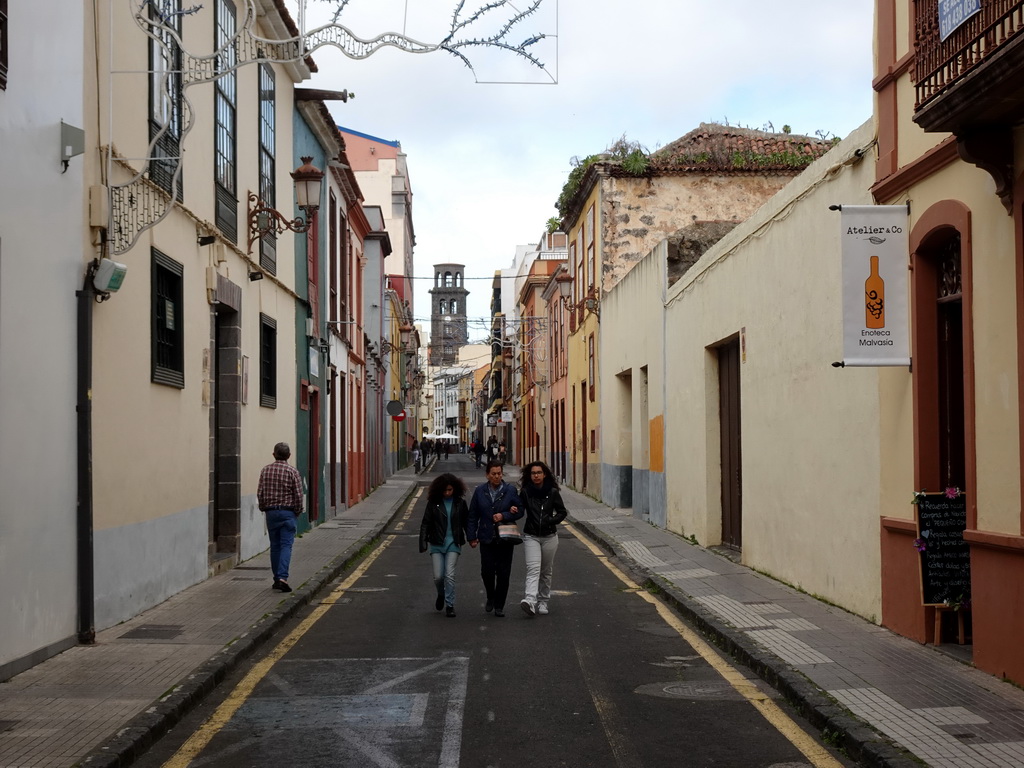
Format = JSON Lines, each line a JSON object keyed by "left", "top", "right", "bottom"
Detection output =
{"left": 556, "top": 273, "right": 573, "bottom": 307}
{"left": 246, "top": 157, "right": 324, "bottom": 254}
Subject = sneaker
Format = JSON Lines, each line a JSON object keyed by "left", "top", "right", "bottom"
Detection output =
{"left": 435, "top": 592, "right": 444, "bottom": 611}
{"left": 276, "top": 581, "right": 292, "bottom": 593}
{"left": 445, "top": 606, "right": 456, "bottom": 618}
{"left": 493, "top": 609, "right": 505, "bottom": 617}
{"left": 485, "top": 599, "right": 494, "bottom": 613}
{"left": 537, "top": 602, "right": 549, "bottom": 615}
{"left": 520, "top": 599, "right": 536, "bottom": 616}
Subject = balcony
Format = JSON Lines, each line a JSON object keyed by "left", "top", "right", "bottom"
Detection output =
{"left": 914, "top": 0, "right": 1024, "bottom": 134}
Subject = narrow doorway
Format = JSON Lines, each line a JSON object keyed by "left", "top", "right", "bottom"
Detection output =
{"left": 581, "top": 382, "right": 589, "bottom": 491}
{"left": 308, "top": 386, "right": 320, "bottom": 522}
{"left": 210, "top": 279, "right": 242, "bottom": 572}
{"left": 718, "top": 338, "right": 742, "bottom": 550}
{"left": 936, "top": 237, "right": 966, "bottom": 490}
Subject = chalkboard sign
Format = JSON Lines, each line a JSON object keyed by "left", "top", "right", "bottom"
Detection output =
{"left": 915, "top": 493, "right": 970, "bottom": 606}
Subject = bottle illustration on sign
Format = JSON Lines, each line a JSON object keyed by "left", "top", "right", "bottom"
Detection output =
{"left": 865, "top": 254, "right": 885, "bottom": 328}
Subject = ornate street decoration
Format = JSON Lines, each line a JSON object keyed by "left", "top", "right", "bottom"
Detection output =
{"left": 109, "top": 0, "right": 553, "bottom": 255}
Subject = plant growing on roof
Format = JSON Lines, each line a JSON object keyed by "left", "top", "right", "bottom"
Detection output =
{"left": 554, "top": 136, "right": 650, "bottom": 220}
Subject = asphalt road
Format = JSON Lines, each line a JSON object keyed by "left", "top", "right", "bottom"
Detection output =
{"left": 136, "top": 455, "right": 855, "bottom": 768}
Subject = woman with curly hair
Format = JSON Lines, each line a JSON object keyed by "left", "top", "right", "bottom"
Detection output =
{"left": 519, "top": 461, "right": 568, "bottom": 617}
{"left": 419, "top": 472, "right": 470, "bottom": 617}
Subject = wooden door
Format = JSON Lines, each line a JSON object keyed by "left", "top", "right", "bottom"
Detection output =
{"left": 719, "top": 338, "right": 742, "bottom": 550}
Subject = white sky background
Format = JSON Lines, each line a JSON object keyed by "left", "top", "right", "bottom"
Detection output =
{"left": 286, "top": 0, "right": 876, "bottom": 341}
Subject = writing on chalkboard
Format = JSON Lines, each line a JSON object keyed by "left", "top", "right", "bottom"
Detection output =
{"left": 914, "top": 491, "right": 970, "bottom": 607}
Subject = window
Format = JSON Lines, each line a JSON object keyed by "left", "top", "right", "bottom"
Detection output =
{"left": 587, "top": 204, "right": 597, "bottom": 291}
{"left": 260, "top": 314, "right": 277, "bottom": 407}
{"left": 152, "top": 249, "right": 184, "bottom": 387}
{"left": 148, "top": 0, "right": 183, "bottom": 198}
{"left": 0, "top": 0, "right": 8, "bottom": 90}
{"left": 214, "top": 0, "right": 238, "bottom": 239}
{"left": 329, "top": 191, "right": 338, "bottom": 323}
{"left": 588, "top": 333, "right": 595, "bottom": 401}
{"left": 258, "top": 63, "right": 277, "bottom": 274}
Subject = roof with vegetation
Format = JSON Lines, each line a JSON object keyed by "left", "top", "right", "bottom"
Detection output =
{"left": 648, "top": 122, "right": 835, "bottom": 173}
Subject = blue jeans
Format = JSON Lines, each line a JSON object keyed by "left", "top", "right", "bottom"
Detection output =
{"left": 431, "top": 550, "right": 460, "bottom": 607}
{"left": 266, "top": 508, "right": 297, "bottom": 582}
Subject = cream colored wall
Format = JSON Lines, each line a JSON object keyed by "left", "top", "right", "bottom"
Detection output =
{"left": 566, "top": 183, "right": 602, "bottom": 492}
{"left": 895, "top": 75, "right": 950, "bottom": 164}
{"left": 84, "top": 2, "right": 307, "bottom": 626}
{"left": 663, "top": 121, "right": 895, "bottom": 619}
{"left": 92, "top": 7, "right": 303, "bottom": 530}
{"left": 601, "top": 248, "right": 665, "bottom": 467}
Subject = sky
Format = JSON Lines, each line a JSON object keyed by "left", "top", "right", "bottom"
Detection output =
{"left": 286, "top": 0, "right": 876, "bottom": 341}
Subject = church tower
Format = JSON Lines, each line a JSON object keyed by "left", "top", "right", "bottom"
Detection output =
{"left": 428, "top": 263, "right": 469, "bottom": 366}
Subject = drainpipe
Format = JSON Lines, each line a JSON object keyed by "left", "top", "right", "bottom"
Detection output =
{"left": 75, "top": 262, "right": 97, "bottom": 644}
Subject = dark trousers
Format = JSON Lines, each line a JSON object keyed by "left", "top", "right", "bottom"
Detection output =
{"left": 478, "top": 539, "right": 516, "bottom": 610}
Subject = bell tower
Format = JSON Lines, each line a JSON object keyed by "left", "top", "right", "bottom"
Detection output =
{"left": 428, "top": 263, "right": 469, "bottom": 366}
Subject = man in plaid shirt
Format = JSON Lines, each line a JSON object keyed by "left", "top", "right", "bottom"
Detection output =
{"left": 258, "top": 442, "right": 304, "bottom": 592}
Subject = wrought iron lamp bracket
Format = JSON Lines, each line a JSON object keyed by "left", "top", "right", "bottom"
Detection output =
{"left": 246, "top": 192, "right": 313, "bottom": 255}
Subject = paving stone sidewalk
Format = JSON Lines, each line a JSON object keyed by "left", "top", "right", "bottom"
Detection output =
{"left": 0, "top": 473, "right": 418, "bottom": 768}
{"left": 562, "top": 487, "right": 1024, "bottom": 768}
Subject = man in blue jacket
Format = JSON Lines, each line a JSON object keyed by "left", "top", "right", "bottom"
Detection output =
{"left": 467, "top": 460, "right": 523, "bottom": 617}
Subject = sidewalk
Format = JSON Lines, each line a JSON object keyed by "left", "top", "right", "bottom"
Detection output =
{"left": 0, "top": 471, "right": 418, "bottom": 768}
{"left": 561, "top": 485, "right": 1024, "bottom": 768}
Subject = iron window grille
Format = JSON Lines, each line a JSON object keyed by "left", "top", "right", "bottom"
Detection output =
{"left": 258, "top": 63, "right": 277, "bottom": 274}
{"left": 260, "top": 313, "right": 277, "bottom": 407}
{"left": 214, "top": 0, "right": 238, "bottom": 240}
{"left": 152, "top": 248, "right": 185, "bottom": 388}
{"left": 147, "top": 0, "right": 183, "bottom": 200}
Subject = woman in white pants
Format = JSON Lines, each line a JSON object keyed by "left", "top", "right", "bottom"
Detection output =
{"left": 519, "top": 461, "right": 568, "bottom": 616}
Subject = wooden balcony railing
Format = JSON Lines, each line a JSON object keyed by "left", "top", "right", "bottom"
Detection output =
{"left": 915, "top": 0, "right": 1024, "bottom": 109}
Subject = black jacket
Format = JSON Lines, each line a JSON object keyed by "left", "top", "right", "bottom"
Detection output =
{"left": 419, "top": 497, "right": 470, "bottom": 553}
{"left": 521, "top": 483, "right": 567, "bottom": 536}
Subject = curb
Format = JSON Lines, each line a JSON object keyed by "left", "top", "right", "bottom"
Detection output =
{"left": 77, "top": 483, "right": 419, "bottom": 768}
{"left": 569, "top": 516, "right": 921, "bottom": 768}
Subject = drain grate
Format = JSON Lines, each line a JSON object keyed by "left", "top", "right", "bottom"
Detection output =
{"left": 119, "top": 624, "right": 184, "bottom": 640}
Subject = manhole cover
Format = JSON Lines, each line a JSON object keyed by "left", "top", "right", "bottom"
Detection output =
{"left": 635, "top": 681, "right": 745, "bottom": 701}
{"left": 119, "top": 624, "right": 184, "bottom": 640}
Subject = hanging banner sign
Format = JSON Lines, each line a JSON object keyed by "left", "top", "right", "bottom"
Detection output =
{"left": 938, "top": 0, "right": 981, "bottom": 41}
{"left": 840, "top": 205, "right": 910, "bottom": 367}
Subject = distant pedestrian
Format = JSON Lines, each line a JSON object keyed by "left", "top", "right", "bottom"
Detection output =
{"left": 444, "top": 441, "right": 451, "bottom": 460}
{"left": 411, "top": 440, "right": 421, "bottom": 473}
{"left": 419, "top": 473, "right": 470, "bottom": 617}
{"left": 519, "top": 461, "right": 567, "bottom": 617}
{"left": 488, "top": 436, "right": 499, "bottom": 462}
{"left": 257, "top": 442, "right": 303, "bottom": 593}
{"left": 498, "top": 442, "right": 507, "bottom": 466}
{"left": 473, "top": 441, "right": 484, "bottom": 468}
{"left": 467, "top": 460, "right": 523, "bottom": 617}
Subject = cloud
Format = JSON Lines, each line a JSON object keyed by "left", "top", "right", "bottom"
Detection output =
{"left": 294, "top": 0, "right": 875, "bottom": 327}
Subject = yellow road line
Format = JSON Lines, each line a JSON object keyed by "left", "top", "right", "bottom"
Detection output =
{"left": 563, "top": 523, "right": 844, "bottom": 768}
{"left": 162, "top": 489, "right": 422, "bottom": 768}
